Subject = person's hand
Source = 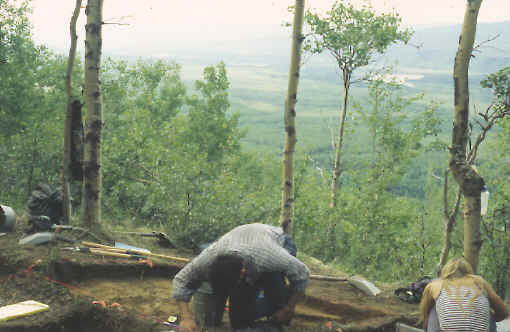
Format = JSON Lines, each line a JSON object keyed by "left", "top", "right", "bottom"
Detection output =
{"left": 180, "top": 317, "right": 198, "bottom": 332}
{"left": 272, "top": 306, "right": 294, "bottom": 324}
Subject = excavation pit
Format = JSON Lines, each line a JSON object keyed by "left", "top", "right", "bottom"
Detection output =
{"left": 0, "top": 232, "right": 419, "bottom": 332}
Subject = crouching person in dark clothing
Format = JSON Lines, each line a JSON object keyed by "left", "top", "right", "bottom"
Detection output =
{"left": 172, "top": 223, "right": 310, "bottom": 332}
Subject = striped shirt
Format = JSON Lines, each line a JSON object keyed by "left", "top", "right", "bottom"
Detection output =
{"left": 436, "top": 285, "right": 490, "bottom": 332}
{"left": 172, "top": 223, "right": 310, "bottom": 302}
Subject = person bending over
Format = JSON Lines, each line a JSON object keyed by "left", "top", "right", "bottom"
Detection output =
{"left": 172, "top": 223, "right": 310, "bottom": 332}
{"left": 420, "top": 257, "right": 508, "bottom": 332}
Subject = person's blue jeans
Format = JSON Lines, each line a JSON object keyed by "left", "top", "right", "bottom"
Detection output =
{"left": 228, "top": 271, "right": 290, "bottom": 330}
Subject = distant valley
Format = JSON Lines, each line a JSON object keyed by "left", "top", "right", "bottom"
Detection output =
{"left": 100, "top": 21, "right": 510, "bottom": 156}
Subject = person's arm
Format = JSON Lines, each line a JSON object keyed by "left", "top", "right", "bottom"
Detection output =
{"left": 484, "top": 279, "right": 509, "bottom": 322}
{"left": 172, "top": 252, "right": 211, "bottom": 331}
{"left": 420, "top": 283, "right": 436, "bottom": 330}
{"left": 177, "top": 301, "right": 198, "bottom": 332}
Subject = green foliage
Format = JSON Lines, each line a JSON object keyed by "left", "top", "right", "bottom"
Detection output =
{"left": 3, "top": 0, "right": 509, "bottom": 285}
{"left": 477, "top": 67, "right": 510, "bottom": 294}
{"left": 479, "top": 202, "right": 510, "bottom": 297}
{"left": 304, "top": 1, "right": 413, "bottom": 208}
{"left": 304, "top": 1, "right": 412, "bottom": 72}
{"left": 183, "top": 62, "right": 245, "bottom": 163}
{"left": 0, "top": 0, "right": 46, "bottom": 136}
{"left": 351, "top": 77, "right": 442, "bottom": 190}
{"left": 0, "top": 1, "right": 77, "bottom": 204}
{"left": 291, "top": 80, "right": 444, "bottom": 280}
{"left": 339, "top": 81, "right": 441, "bottom": 279}
{"left": 0, "top": 1, "right": 86, "bottom": 207}
{"left": 101, "top": 58, "right": 185, "bottom": 126}
{"left": 100, "top": 59, "right": 261, "bottom": 246}
{"left": 478, "top": 139, "right": 510, "bottom": 295}
{"left": 480, "top": 66, "right": 510, "bottom": 112}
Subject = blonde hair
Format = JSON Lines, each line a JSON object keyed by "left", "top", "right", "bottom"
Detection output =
{"left": 440, "top": 258, "right": 486, "bottom": 311}
{"left": 441, "top": 257, "right": 474, "bottom": 280}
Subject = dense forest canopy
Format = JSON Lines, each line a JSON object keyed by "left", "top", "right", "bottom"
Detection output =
{"left": 1, "top": 0, "right": 509, "bottom": 293}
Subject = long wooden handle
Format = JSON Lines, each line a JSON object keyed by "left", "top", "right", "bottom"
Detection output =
{"left": 82, "top": 242, "right": 135, "bottom": 254}
{"left": 82, "top": 241, "right": 113, "bottom": 249}
{"left": 83, "top": 248, "right": 145, "bottom": 260}
{"left": 142, "top": 251, "right": 190, "bottom": 263}
{"left": 82, "top": 241, "right": 190, "bottom": 263}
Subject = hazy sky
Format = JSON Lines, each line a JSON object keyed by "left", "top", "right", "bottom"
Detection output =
{"left": 28, "top": 0, "right": 510, "bottom": 52}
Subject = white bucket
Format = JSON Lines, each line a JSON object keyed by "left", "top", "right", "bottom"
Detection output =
{"left": 0, "top": 205, "right": 16, "bottom": 231}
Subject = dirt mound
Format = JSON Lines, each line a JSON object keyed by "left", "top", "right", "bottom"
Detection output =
{"left": 0, "top": 228, "right": 420, "bottom": 332}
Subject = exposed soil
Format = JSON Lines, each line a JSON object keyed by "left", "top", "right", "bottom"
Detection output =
{"left": 0, "top": 224, "right": 421, "bottom": 332}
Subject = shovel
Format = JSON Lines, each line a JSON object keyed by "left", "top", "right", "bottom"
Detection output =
{"left": 111, "top": 230, "right": 175, "bottom": 248}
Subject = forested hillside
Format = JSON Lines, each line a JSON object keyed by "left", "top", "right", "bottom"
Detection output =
{"left": 1, "top": 0, "right": 509, "bottom": 293}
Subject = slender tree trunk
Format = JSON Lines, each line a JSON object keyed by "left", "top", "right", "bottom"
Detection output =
{"left": 70, "top": 100, "right": 84, "bottom": 182}
{"left": 462, "top": 194, "right": 483, "bottom": 270}
{"left": 496, "top": 238, "right": 510, "bottom": 298}
{"left": 62, "top": 0, "right": 82, "bottom": 225}
{"left": 437, "top": 169, "right": 463, "bottom": 275}
{"left": 280, "top": 0, "right": 305, "bottom": 234}
{"left": 26, "top": 136, "right": 38, "bottom": 199}
{"left": 450, "top": 0, "right": 483, "bottom": 272}
{"left": 83, "top": 0, "right": 103, "bottom": 227}
{"left": 330, "top": 71, "right": 351, "bottom": 208}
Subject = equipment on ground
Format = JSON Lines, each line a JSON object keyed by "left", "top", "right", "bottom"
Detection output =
{"left": 309, "top": 274, "right": 348, "bottom": 282}
{"left": 79, "top": 240, "right": 380, "bottom": 296}
{"left": 394, "top": 276, "right": 432, "bottom": 303}
{"left": 61, "top": 247, "right": 148, "bottom": 260}
{"left": 111, "top": 230, "right": 175, "bottom": 248}
{"left": 0, "top": 300, "right": 49, "bottom": 322}
{"left": 114, "top": 241, "right": 151, "bottom": 253}
{"left": 0, "top": 205, "right": 16, "bottom": 232}
{"left": 20, "top": 221, "right": 101, "bottom": 245}
{"left": 82, "top": 241, "right": 190, "bottom": 263}
{"left": 18, "top": 232, "right": 75, "bottom": 246}
{"left": 26, "top": 184, "right": 63, "bottom": 230}
{"left": 308, "top": 274, "right": 380, "bottom": 296}
{"left": 348, "top": 275, "right": 381, "bottom": 296}
{"left": 51, "top": 224, "right": 103, "bottom": 243}
{"left": 27, "top": 215, "right": 53, "bottom": 233}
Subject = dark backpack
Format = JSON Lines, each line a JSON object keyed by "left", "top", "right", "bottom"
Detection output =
{"left": 26, "top": 184, "right": 63, "bottom": 232}
{"left": 394, "top": 276, "right": 432, "bottom": 304}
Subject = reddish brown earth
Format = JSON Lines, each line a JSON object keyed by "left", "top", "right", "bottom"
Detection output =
{"left": 0, "top": 226, "right": 420, "bottom": 332}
